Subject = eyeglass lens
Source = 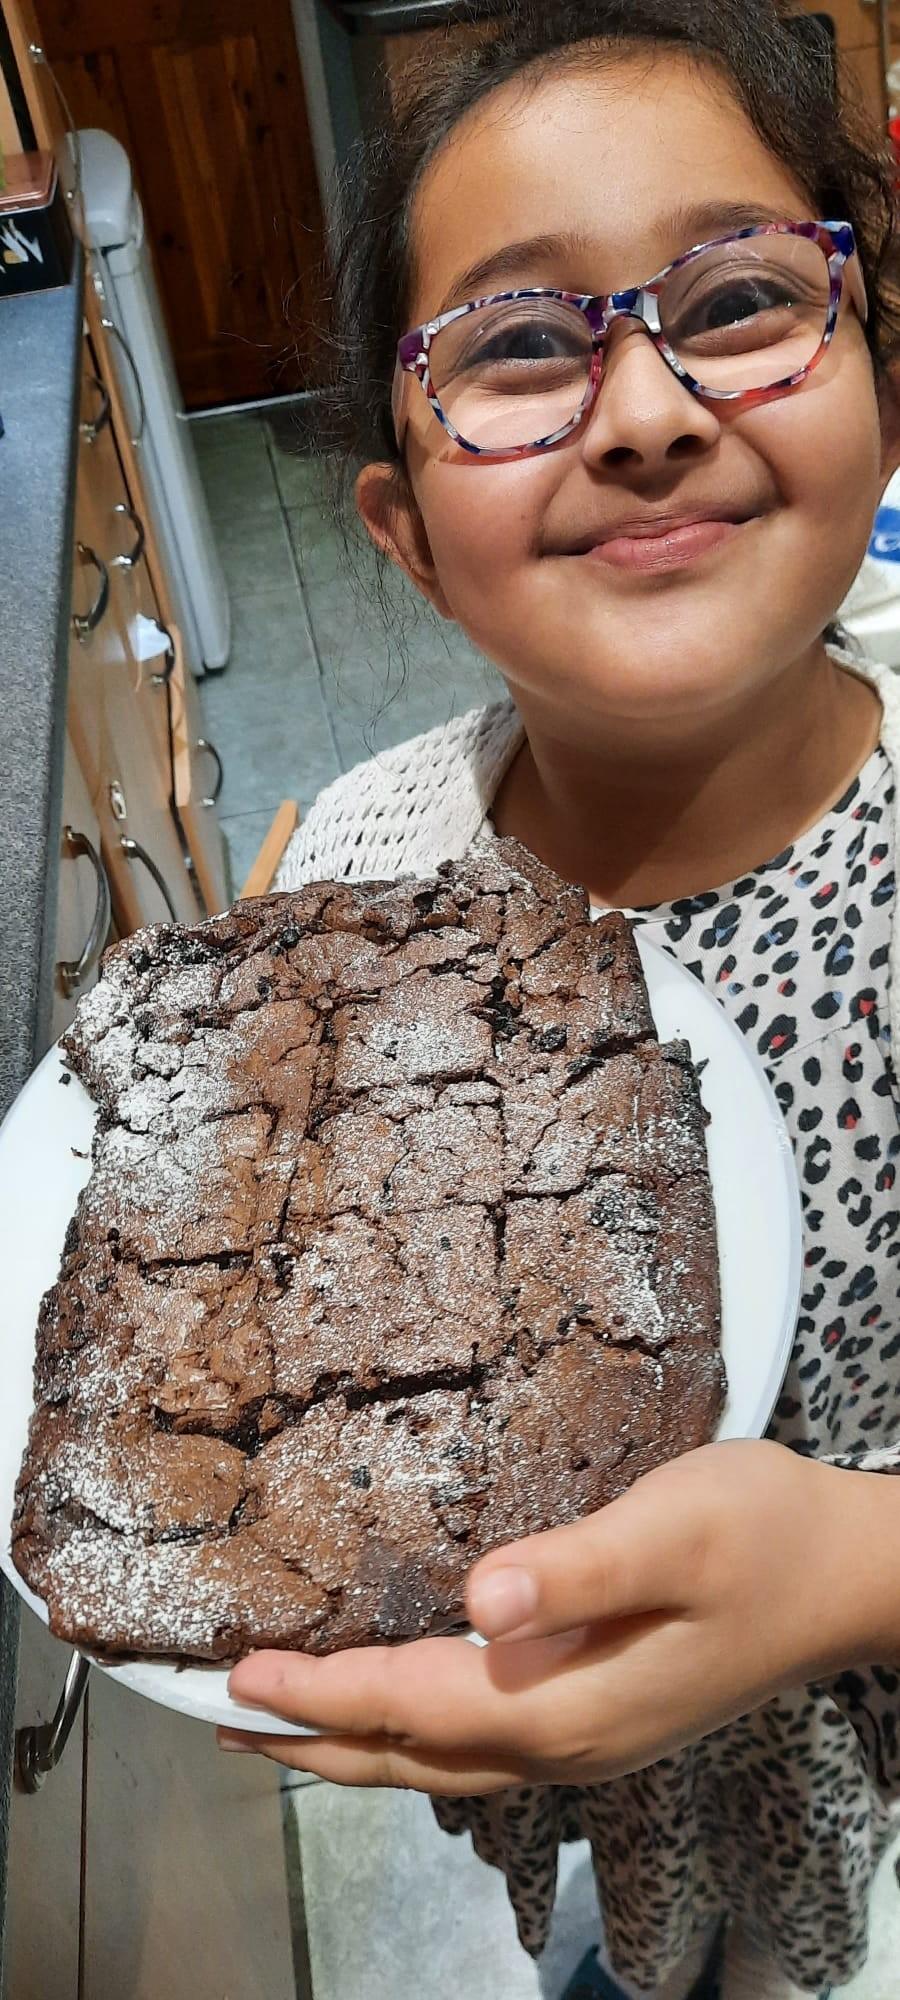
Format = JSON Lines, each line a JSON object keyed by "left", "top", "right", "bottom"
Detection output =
{"left": 427, "top": 233, "right": 833, "bottom": 451}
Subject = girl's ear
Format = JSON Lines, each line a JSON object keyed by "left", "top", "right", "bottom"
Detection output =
{"left": 355, "top": 462, "right": 455, "bottom": 620}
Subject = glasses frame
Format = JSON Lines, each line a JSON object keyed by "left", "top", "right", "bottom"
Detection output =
{"left": 391, "top": 220, "right": 868, "bottom": 462}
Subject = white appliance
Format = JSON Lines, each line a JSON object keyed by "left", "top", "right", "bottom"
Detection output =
{"left": 77, "top": 128, "right": 230, "bottom": 677}
{"left": 841, "top": 469, "right": 900, "bottom": 668}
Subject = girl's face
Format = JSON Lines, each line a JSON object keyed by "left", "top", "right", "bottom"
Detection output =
{"left": 359, "top": 52, "right": 888, "bottom": 737}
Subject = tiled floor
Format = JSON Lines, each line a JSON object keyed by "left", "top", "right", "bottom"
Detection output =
{"left": 282, "top": 1785, "right": 602, "bottom": 2000}
{"left": 191, "top": 406, "right": 900, "bottom": 2000}
{"left": 190, "top": 406, "right": 503, "bottom": 898}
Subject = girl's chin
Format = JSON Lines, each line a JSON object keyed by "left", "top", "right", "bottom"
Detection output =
{"left": 510, "top": 637, "right": 760, "bottom": 710}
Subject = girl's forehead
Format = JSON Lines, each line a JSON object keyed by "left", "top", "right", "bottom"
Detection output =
{"left": 407, "top": 55, "right": 813, "bottom": 322}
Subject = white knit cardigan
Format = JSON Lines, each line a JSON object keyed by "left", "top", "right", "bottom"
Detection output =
{"left": 277, "top": 656, "right": 900, "bottom": 1055}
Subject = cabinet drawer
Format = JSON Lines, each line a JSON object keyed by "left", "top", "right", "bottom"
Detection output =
{"left": 68, "top": 505, "right": 199, "bottom": 932}
{"left": 73, "top": 342, "right": 173, "bottom": 788}
{"left": 49, "top": 732, "right": 113, "bottom": 1046}
{"left": 75, "top": 335, "right": 229, "bottom": 917}
{"left": 70, "top": 341, "right": 202, "bottom": 934}
{"left": 168, "top": 627, "right": 229, "bottom": 915}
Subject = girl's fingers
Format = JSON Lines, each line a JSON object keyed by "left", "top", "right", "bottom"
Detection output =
{"left": 216, "top": 1728, "right": 522, "bottom": 1796}
{"left": 466, "top": 1448, "right": 721, "bottom": 1641}
{"left": 227, "top": 1627, "right": 591, "bottom": 1754}
{"left": 228, "top": 1635, "right": 511, "bottom": 1748}
{"left": 228, "top": 1636, "right": 488, "bottom": 1740}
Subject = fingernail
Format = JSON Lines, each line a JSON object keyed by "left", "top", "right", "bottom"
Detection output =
{"left": 227, "top": 1672, "right": 278, "bottom": 1709}
{"left": 228, "top": 1656, "right": 289, "bottom": 1708}
{"left": 470, "top": 1565, "right": 539, "bottom": 1638}
{"left": 218, "top": 1731, "right": 255, "bottom": 1753}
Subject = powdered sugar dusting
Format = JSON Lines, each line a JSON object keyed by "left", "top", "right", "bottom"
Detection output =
{"left": 14, "top": 847, "right": 722, "bottom": 1662}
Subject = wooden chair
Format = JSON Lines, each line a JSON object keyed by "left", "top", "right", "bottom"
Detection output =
{"left": 239, "top": 800, "right": 299, "bottom": 899}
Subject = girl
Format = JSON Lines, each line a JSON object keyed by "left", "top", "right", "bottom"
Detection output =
{"left": 219, "top": 4, "right": 900, "bottom": 1995}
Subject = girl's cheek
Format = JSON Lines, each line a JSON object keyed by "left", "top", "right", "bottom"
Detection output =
{"left": 762, "top": 354, "right": 881, "bottom": 515}
{"left": 426, "top": 460, "right": 554, "bottom": 579}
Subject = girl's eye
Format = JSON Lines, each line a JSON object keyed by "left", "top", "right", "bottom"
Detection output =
{"left": 476, "top": 322, "right": 574, "bottom": 363}
{"left": 447, "top": 308, "right": 588, "bottom": 377}
{"left": 662, "top": 248, "right": 828, "bottom": 356}
{"left": 679, "top": 279, "right": 796, "bottom": 335}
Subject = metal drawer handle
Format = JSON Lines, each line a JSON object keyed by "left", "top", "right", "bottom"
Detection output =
{"left": 120, "top": 836, "right": 179, "bottom": 921}
{"left": 72, "top": 544, "right": 110, "bottom": 640}
{"left": 111, "top": 501, "right": 147, "bottom": 570}
{"left": 196, "top": 737, "right": 224, "bottom": 807}
{"left": 79, "top": 373, "right": 110, "bottom": 443}
{"left": 99, "top": 316, "right": 147, "bottom": 447}
{"left": 16, "top": 1652, "right": 90, "bottom": 1795}
{"left": 57, "top": 826, "right": 112, "bottom": 997}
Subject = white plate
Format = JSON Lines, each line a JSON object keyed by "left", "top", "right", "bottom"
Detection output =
{"left": 0, "top": 936, "right": 802, "bottom": 1735}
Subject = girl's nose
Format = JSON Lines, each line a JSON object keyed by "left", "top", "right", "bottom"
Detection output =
{"left": 579, "top": 318, "right": 722, "bottom": 471}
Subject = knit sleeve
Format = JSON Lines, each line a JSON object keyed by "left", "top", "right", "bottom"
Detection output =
{"left": 274, "top": 774, "right": 370, "bottom": 892}
{"left": 274, "top": 701, "right": 521, "bottom": 892}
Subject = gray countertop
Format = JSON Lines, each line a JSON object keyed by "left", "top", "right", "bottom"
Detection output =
{"left": 0, "top": 262, "right": 83, "bottom": 1962}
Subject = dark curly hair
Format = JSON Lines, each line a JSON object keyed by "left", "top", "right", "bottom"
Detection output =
{"left": 297, "top": 0, "right": 899, "bottom": 676}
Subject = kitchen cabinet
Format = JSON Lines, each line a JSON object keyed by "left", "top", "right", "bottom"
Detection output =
{"left": 49, "top": 731, "right": 111, "bottom": 1045}
{"left": 78, "top": 291, "right": 230, "bottom": 915}
{"left": 4, "top": 3, "right": 231, "bottom": 919}
{"left": 0, "top": 36, "right": 20, "bottom": 150}
{"left": 2, "top": 1609, "right": 85, "bottom": 2000}
{"left": 20, "top": 0, "right": 328, "bottom": 409}
{"left": 166, "top": 624, "right": 230, "bottom": 916}
{"left": 1, "top": 16, "right": 300, "bottom": 1998}
{"left": 81, "top": 1673, "right": 298, "bottom": 2000}
{"left": 68, "top": 345, "right": 203, "bottom": 933}
{"left": 5, "top": 1618, "right": 300, "bottom": 2000}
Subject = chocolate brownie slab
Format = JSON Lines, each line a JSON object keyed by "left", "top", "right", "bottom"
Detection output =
{"left": 13, "top": 838, "right": 724, "bottom": 1660}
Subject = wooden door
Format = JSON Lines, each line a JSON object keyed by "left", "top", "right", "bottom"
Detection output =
{"left": 796, "top": 2, "right": 889, "bottom": 125}
{"left": 29, "top": 0, "right": 328, "bottom": 409}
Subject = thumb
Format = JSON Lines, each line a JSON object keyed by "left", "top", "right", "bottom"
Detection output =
{"left": 465, "top": 1458, "right": 705, "bottom": 1642}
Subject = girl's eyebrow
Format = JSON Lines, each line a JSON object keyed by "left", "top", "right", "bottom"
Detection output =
{"left": 431, "top": 201, "right": 798, "bottom": 318}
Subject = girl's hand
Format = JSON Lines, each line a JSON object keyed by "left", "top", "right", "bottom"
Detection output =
{"left": 219, "top": 1440, "right": 889, "bottom": 1793}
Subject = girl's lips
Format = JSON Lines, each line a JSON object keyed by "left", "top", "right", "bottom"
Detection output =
{"left": 581, "top": 518, "right": 747, "bottom": 572}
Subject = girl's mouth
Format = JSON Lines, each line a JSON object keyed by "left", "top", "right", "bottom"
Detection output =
{"left": 581, "top": 517, "right": 750, "bottom": 573}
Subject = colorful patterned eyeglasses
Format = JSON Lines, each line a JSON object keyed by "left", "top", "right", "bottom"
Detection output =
{"left": 391, "top": 221, "right": 868, "bottom": 461}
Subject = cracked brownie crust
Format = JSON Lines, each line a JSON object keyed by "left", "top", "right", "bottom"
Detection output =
{"left": 12, "top": 838, "right": 724, "bottom": 1661}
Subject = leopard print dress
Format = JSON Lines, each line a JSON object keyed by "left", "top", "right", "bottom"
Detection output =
{"left": 433, "top": 745, "right": 900, "bottom": 1996}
